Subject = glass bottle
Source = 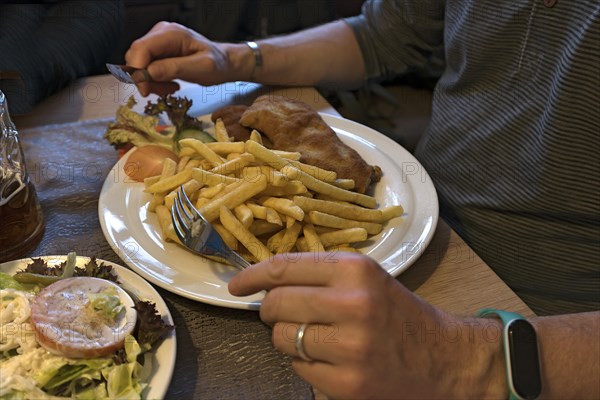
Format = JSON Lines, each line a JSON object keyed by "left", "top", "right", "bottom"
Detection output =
{"left": 0, "top": 90, "right": 44, "bottom": 262}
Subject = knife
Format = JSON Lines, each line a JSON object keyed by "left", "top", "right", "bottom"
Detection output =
{"left": 106, "top": 63, "right": 152, "bottom": 84}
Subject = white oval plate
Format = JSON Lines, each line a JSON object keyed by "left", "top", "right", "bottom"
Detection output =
{"left": 98, "top": 114, "right": 438, "bottom": 310}
{"left": 0, "top": 256, "right": 176, "bottom": 400}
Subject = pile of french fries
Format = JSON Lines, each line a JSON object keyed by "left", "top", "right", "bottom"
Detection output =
{"left": 142, "top": 119, "right": 404, "bottom": 264}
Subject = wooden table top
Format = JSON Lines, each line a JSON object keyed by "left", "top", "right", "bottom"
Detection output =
{"left": 11, "top": 74, "right": 533, "bottom": 399}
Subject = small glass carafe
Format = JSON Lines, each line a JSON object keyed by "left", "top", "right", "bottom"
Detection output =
{"left": 0, "top": 90, "right": 44, "bottom": 262}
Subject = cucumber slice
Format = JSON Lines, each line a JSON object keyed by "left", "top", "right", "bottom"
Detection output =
{"left": 178, "top": 128, "right": 216, "bottom": 143}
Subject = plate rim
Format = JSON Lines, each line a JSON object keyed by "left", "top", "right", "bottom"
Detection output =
{"left": 98, "top": 112, "right": 439, "bottom": 308}
{"left": 0, "top": 255, "right": 177, "bottom": 400}
{"left": 320, "top": 114, "right": 439, "bottom": 275}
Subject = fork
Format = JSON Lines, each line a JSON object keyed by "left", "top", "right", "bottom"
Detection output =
{"left": 171, "top": 186, "right": 251, "bottom": 270}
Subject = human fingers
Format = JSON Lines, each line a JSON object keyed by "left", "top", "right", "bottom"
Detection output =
{"left": 272, "top": 322, "right": 344, "bottom": 363}
{"left": 125, "top": 22, "right": 199, "bottom": 68}
{"left": 228, "top": 252, "right": 380, "bottom": 296}
{"left": 145, "top": 53, "right": 226, "bottom": 86}
{"left": 260, "top": 285, "right": 358, "bottom": 325}
{"left": 228, "top": 253, "right": 345, "bottom": 296}
{"left": 136, "top": 81, "right": 180, "bottom": 97}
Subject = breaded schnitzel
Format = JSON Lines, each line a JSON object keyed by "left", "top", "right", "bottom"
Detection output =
{"left": 210, "top": 105, "right": 252, "bottom": 142}
{"left": 239, "top": 95, "right": 381, "bottom": 193}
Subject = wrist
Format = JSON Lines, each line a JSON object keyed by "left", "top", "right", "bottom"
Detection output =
{"left": 222, "top": 43, "right": 255, "bottom": 82}
{"left": 223, "top": 42, "right": 259, "bottom": 83}
{"left": 449, "top": 316, "right": 508, "bottom": 399}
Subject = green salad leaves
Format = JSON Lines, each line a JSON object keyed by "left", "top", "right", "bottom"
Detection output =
{"left": 104, "top": 95, "right": 214, "bottom": 151}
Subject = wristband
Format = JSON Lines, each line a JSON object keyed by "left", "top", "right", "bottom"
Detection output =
{"left": 245, "top": 41, "right": 262, "bottom": 81}
{"left": 477, "top": 309, "right": 542, "bottom": 400}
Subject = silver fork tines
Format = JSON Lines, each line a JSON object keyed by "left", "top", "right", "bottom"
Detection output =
{"left": 171, "top": 186, "right": 250, "bottom": 270}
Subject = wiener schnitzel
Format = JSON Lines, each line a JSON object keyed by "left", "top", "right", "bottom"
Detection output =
{"left": 238, "top": 95, "right": 381, "bottom": 193}
{"left": 210, "top": 105, "right": 252, "bottom": 142}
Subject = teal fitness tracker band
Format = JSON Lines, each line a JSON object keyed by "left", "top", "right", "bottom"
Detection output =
{"left": 477, "top": 309, "right": 542, "bottom": 400}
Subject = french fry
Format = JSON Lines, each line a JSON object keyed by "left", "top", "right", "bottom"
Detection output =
{"left": 236, "top": 247, "right": 259, "bottom": 264}
{"left": 281, "top": 165, "right": 377, "bottom": 209}
{"left": 206, "top": 141, "right": 245, "bottom": 154}
{"left": 210, "top": 153, "right": 254, "bottom": 175}
{"left": 378, "top": 205, "right": 405, "bottom": 222}
{"left": 284, "top": 215, "right": 296, "bottom": 229}
{"left": 164, "top": 179, "right": 203, "bottom": 210}
{"left": 244, "top": 202, "right": 266, "bottom": 218}
{"left": 245, "top": 139, "right": 289, "bottom": 170}
{"left": 161, "top": 157, "right": 177, "bottom": 177}
{"left": 234, "top": 203, "right": 254, "bottom": 228}
{"left": 178, "top": 147, "right": 195, "bottom": 158}
{"left": 177, "top": 155, "right": 191, "bottom": 173}
{"left": 326, "top": 245, "right": 361, "bottom": 253}
{"left": 249, "top": 129, "right": 263, "bottom": 144}
{"left": 203, "top": 159, "right": 217, "bottom": 170}
{"left": 242, "top": 166, "right": 288, "bottom": 187}
{"left": 154, "top": 204, "right": 181, "bottom": 244}
{"left": 303, "top": 223, "right": 325, "bottom": 252}
{"left": 192, "top": 168, "right": 239, "bottom": 186}
{"left": 245, "top": 202, "right": 283, "bottom": 226}
{"left": 289, "top": 159, "right": 336, "bottom": 183}
{"left": 213, "top": 222, "right": 238, "bottom": 250}
{"left": 210, "top": 180, "right": 244, "bottom": 201}
{"left": 214, "top": 118, "right": 231, "bottom": 142}
{"left": 276, "top": 221, "right": 302, "bottom": 253}
{"left": 308, "top": 210, "right": 383, "bottom": 235}
{"left": 265, "top": 208, "right": 284, "bottom": 225}
{"left": 261, "top": 181, "right": 307, "bottom": 197}
{"left": 314, "top": 225, "right": 337, "bottom": 234}
{"left": 195, "top": 197, "right": 211, "bottom": 209}
{"left": 313, "top": 193, "right": 354, "bottom": 206}
{"left": 145, "top": 168, "right": 194, "bottom": 194}
{"left": 259, "top": 196, "right": 304, "bottom": 222}
{"left": 184, "top": 159, "right": 203, "bottom": 170}
{"left": 250, "top": 220, "right": 284, "bottom": 236}
{"left": 179, "top": 138, "right": 225, "bottom": 165}
{"left": 219, "top": 206, "right": 273, "bottom": 261}
{"left": 198, "top": 174, "right": 268, "bottom": 222}
{"left": 144, "top": 175, "right": 160, "bottom": 189}
{"left": 273, "top": 150, "right": 302, "bottom": 160}
{"left": 148, "top": 158, "right": 177, "bottom": 212}
{"left": 293, "top": 196, "right": 383, "bottom": 222}
{"left": 199, "top": 183, "right": 226, "bottom": 199}
{"left": 155, "top": 205, "right": 173, "bottom": 242}
{"left": 319, "top": 227, "right": 368, "bottom": 248}
{"left": 295, "top": 237, "right": 310, "bottom": 252}
{"left": 331, "top": 178, "right": 355, "bottom": 190}
{"left": 209, "top": 153, "right": 254, "bottom": 175}
{"left": 266, "top": 229, "right": 286, "bottom": 253}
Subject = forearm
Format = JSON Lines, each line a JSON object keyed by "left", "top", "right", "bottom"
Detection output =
{"left": 461, "top": 311, "right": 600, "bottom": 399}
{"left": 533, "top": 311, "right": 600, "bottom": 398}
{"left": 224, "top": 20, "right": 365, "bottom": 89}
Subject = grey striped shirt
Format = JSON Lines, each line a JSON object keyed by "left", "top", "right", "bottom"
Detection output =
{"left": 347, "top": 0, "right": 599, "bottom": 315}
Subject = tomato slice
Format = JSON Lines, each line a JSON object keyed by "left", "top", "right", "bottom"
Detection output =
{"left": 155, "top": 124, "right": 170, "bottom": 133}
{"left": 117, "top": 143, "right": 134, "bottom": 159}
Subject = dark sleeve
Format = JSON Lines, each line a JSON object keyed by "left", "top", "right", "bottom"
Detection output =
{"left": 0, "top": 1, "right": 124, "bottom": 114}
{"left": 344, "top": 0, "right": 445, "bottom": 82}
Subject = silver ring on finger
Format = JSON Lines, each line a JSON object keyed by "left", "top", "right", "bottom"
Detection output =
{"left": 295, "top": 323, "right": 313, "bottom": 362}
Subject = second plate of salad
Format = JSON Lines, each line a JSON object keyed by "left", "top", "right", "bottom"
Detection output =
{"left": 0, "top": 255, "right": 176, "bottom": 399}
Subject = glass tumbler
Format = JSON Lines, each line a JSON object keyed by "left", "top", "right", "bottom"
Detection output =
{"left": 0, "top": 90, "right": 44, "bottom": 263}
